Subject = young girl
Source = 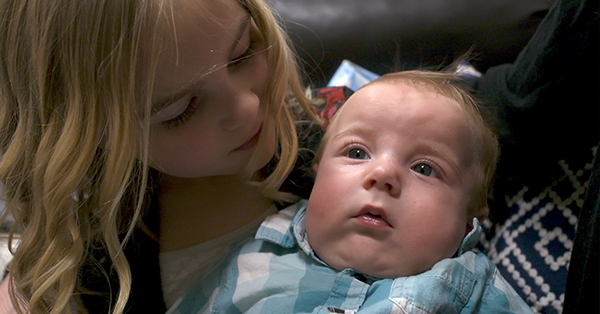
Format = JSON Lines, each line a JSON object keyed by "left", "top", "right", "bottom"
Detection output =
{"left": 0, "top": 0, "right": 318, "bottom": 313}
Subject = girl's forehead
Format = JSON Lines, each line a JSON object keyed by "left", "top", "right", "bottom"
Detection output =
{"left": 171, "top": 0, "right": 240, "bottom": 14}
{"left": 152, "top": 0, "right": 249, "bottom": 104}
{"left": 166, "top": 0, "right": 246, "bottom": 43}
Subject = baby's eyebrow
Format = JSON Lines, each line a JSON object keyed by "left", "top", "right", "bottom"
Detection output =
{"left": 331, "top": 126, "right": 376, "bottom": 142}
{"left": 416, "top": 143, "right": 462, "bottom": 174}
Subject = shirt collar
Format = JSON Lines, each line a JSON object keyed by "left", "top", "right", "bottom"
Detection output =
{"left": 254, "top": 199, "right": 327, "bottom": 264}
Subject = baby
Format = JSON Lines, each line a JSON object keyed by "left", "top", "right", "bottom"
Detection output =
{"left": 168, "top": 70, "right": 533, "bottom": 314}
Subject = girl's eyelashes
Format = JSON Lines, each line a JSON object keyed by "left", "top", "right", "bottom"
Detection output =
{"left": 229, "top": 24, "right": 265, "bottom": 67}
{"left": 230, "top": 38, "right": 256, "bottom": 66}
{"left": 162, "top": 96, "right": 202, "bottom": 129}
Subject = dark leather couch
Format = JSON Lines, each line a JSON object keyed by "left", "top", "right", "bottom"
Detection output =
{"left": 272, "top": 0, "right": 553, "bottom": 86}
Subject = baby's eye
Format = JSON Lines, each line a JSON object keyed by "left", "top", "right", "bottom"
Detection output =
{"left": 347, "top": 148, "right": 368, "bottom": 160}
{"left": 412, "top": 163, "right": 438, "bottom": 178}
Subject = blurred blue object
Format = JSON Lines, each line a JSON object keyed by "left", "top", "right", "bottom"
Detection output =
{"left": 455, "top": 61, "right": 482, "bottom": 79}
{"left": 327, "top": 59, "right": 482, "bottom": 92}
{"left": 327, "top": 60, "right": 379, "bottom": 91}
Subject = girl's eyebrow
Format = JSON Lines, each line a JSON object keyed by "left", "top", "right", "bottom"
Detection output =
{"left": 229, "top": 14, "right": 251, "bottom": 56}
{"left": 151, "top": 14, "right": 251, "bottom": 114}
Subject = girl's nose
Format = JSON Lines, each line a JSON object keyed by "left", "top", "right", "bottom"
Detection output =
{"left": 219, "top": 89, "right": 260, "bottom": 131}
{"left": 363, "top": 158, "right": 401, "bottom": 197}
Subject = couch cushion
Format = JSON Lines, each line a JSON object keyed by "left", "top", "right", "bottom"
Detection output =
{"left": 272, "top": 0, "right": 551, "bottom": 86}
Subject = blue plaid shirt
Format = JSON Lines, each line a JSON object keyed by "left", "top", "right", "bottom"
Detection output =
{"left": 168, "top": 200, "right": 533, "bottom": 314}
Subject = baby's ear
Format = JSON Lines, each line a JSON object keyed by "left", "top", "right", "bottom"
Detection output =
{"left": 465, "top": 206, "right": 489, "bottom": 235}
{"left": 472, "top": 206, "right": 489, "bottom": 225}
{"left": 312, "top": 163, "right": 319, "bottom": 174}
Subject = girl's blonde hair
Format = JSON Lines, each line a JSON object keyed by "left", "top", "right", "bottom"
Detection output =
{"left": 316, "top": 70, "right": 499, "bottom": 213}
{"left": 0, "top": 0, "right": 315, "bottom": 313}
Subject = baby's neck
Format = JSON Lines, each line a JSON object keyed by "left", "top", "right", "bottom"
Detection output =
{"left": 157, "top": 175, "right": 274, "bottom": 252}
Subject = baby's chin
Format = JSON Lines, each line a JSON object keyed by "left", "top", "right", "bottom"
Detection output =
{"left": 354, "top": 264, "right": 432, "bottom": 280}
{"left": 322, "top": 253, "right": 440, "bottom": 279}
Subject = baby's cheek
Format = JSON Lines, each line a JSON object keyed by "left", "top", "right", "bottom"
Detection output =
{"left": 419, "top": 219, "right": 465, "bottom": 259}
{"left": 305, "top": 198, "right": 326, "bottom": 234}
{"left": 305, "top": 192, "right": 334, "bottom": 248}
{"left": 441, "top": 223, "right": 468, "bottom": 258}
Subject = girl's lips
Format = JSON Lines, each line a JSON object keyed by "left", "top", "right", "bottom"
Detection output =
{"left": 233, "top": 126, "right": 262, "bottom": 152}
{"left": 354, "top": 206, "right": 393, "bottom": 229}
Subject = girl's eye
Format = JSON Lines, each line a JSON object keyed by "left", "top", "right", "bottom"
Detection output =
{"left": 229, "top": 27, "right": 264, "bottom": 67}
{"left": 347, "top": 148, "right": 368, "bottom": 160}
{"left": 162, "top": 96, "right": 202, "bottom": 129}
{"left": 412, "top": 163, "right": 438, "bottom": 178}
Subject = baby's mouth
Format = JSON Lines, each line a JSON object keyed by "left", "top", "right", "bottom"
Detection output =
{"left": 354, "top": 206, "right": 392, "bottom": 229}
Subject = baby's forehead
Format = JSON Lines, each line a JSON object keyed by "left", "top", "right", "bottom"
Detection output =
{"left": 333, "top": 79, "right": 478, "bottom": 142}
{"left": 328, "top": 81, "right": 466, "bottom": 136}
{"left": 361, "top": 78, "right": 454, "bottom": 102}
{"left": 341, "top": 80, "right": 464, "bottom": 118}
